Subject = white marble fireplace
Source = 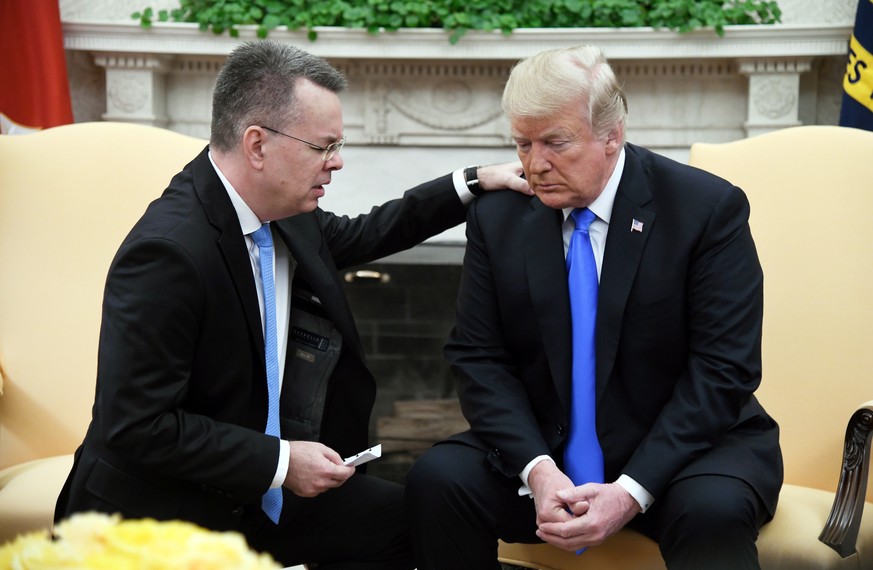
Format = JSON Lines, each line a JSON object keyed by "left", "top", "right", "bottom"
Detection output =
{"left": 61, "top": 0, "right": 855, "bottom": 247}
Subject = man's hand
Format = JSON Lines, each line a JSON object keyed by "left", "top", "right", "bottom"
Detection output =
{"left": 283, "top": 441, "right": 355, "bottom": 497}
{"left": 528, "top": 461, "right": 641, "bottom": 552}
{"left": 528, "top": 460, "right": 576, "bottom": 527}
{"left": 536, "top": 481, "right": 641, "bottom": 552}
{"left": 477, "top": 161, "right": 533, "bottom": 196}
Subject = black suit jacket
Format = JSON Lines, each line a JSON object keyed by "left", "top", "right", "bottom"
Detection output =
{"left": 444, "top": 144, "right": 782, "bottom": 515}
{"left": 56, "top": 147, "right": 467, "bottom": 530}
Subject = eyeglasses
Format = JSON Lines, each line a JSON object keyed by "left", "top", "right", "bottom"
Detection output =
{"left": 260, "top": 126, "right": 346, "bottom": 161}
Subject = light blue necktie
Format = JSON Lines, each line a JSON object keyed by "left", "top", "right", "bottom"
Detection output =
{"left": 251, "top": 223, "right": 283, "bottom": 524}
{"left": 564, "top": 208, "right": 604, "bottom": 488}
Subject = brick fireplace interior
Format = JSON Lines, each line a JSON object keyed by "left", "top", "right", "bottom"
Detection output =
{"left": 341, "top": 256, "right": 470, "bottom": 483}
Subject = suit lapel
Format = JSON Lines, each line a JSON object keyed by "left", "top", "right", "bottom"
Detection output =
{"left": 596, "top": 145, "right": 655, "bottom": 401}
{"left": 523, "top": 199, "right": 574, "bottom": 411}
{"left": 191, "top": 149, "right": 265, "bottom": 361}
{"left": 273, "top": 216, "right": 365, "bottom": 359}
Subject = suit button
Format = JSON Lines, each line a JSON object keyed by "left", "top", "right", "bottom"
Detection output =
{"left": 232, "top": 506, "right": 244, "bottom": 516}
{"left": 557, "top": 424, "right": 567, "bottom": 435}
{"left": 491, "top": 448, "right": 501, "bottom": 458}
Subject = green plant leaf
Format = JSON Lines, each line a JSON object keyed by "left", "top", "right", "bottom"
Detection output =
{"left": 131, "top": 0, "right": 783, "bottom": 42}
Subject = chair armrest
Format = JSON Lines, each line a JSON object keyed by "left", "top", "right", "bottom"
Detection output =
{"left": 819, "top": 400, "right": 873, "bottom": 557}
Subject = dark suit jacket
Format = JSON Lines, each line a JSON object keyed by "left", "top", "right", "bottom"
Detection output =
{"left": 55, "top": 147, "right": 467, "bottom": 530}
{"left": 444, "top": 143, "right": 782, "bottom": 516}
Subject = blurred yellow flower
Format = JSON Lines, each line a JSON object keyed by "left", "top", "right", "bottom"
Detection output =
{"left": 0, "top": 512, "right": 281, "bottom": 570}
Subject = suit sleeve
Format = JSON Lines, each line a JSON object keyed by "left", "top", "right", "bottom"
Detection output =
{"left": 622, "top": 185, "right": 766, "bottom": 499}
{"left": 443, "top": 198, "right": 555, "bottom": 478}
{"left": 316, "top": 174, "right": 466, "bottom": 269}
{"left": 96, "top": 237, "right": 277, "bottom": 502}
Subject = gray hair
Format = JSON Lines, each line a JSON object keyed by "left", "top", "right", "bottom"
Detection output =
{"left": 210, "top": 41, "right": 347, "bottom": 152}
{"left": 502, "top": 45, "right": 627, "bottom": 143}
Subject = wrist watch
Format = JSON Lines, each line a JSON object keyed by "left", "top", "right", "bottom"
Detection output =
{"left": 464, "top": 165, "right": 484, "bottom": 196}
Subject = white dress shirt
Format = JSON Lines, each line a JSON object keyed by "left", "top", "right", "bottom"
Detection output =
{"left": 517, "top": 148, "right": 654, "bottom": 513}
{"left": 209, "top": 152, "right": 292, "bottom": 489}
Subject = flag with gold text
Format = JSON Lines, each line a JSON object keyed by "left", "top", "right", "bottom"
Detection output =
{"left": 840, "top": 0, "right": 873, "bottom": 131}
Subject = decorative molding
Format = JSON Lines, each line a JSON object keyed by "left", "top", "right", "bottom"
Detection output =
{"left": 107, "top": 72, "right": 149, "bottom": 113}
{"left": 172, "top": 56, "right": 224, "bottom": 75}
{"left": 347, "top": 61, "right": 509, "bottom": 145}
{"left": 613, "top": 61, "right": 736, "bottom": 78}
{"left": 739, "top": 58, "right": 813, "bottom": 135}
{"left": 753, "top": 78, "right": 797, "bottom": 119}
{"left": 94, "top": 53, "right": 171, "bottom": 126}
{"left": 60, "top": 19, "right": 850, "bottom": 233}
{"left": 93, "top": 53, "right": 171, "bottom": 71}
{"left": 738, "top": 59, "right": 814, "bottom": 74}
{"left": 63, "top": 22, "right": 852, "bottom": 61}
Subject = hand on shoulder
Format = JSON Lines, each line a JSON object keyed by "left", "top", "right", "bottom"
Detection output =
{"left": 477, "top": 161, "right": 532, "bottom": 196}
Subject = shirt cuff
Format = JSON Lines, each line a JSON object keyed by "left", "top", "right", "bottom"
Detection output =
{"left": 271, "top": 439, "right": 290, "bottom": 489}
{"left": 517, "top": 455, "right": 555, "bottom": 497}
{"left": 616, "top": 474, "right": 654, "bottom": 513}
{"left": 452, "top": 168, "right": 476, "bottom": 205}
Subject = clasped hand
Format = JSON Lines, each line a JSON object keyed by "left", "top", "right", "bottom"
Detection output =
{"left": 283, "top": 441, "right": 355, "bottom": 498}
{"left": 529, "top": 461, "right": 640, "bottom": 552}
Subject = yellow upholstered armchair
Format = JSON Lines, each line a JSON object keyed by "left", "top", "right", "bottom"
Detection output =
{"left": 0, "top": 122, "right": 207, "bottom": 544}
{"left": 499, "top": 125, "right": 873, "bottom": 570}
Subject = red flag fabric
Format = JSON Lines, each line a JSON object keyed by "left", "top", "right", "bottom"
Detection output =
{"left": 0, "top": 0, "right": 74, "bottom": 131}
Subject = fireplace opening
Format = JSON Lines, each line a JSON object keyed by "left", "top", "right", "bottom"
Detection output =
{"left": 341, "top": 249, "right": 469, "bottom": 483}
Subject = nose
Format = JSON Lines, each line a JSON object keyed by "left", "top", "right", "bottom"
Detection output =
{"left": 527, "top": 149, "right": 551, "bottom": 176}
{"left": 324, "top": 151, "right": 344, "bottom": 171}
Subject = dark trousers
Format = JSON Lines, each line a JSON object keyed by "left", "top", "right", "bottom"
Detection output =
{"left": 405, "top": 441, "right": 768, "bottom": 570}
{"left": 244, "top": 473, "right": 413, "bottom": 570}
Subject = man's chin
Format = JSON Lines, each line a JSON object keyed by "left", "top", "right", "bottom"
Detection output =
{"left": 536, "top": 193, "right": 572, "bottom": 211}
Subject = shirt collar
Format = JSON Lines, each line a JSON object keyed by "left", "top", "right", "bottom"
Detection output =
{"left": 562, "top": 146, "right": 626, "bottom": 224}
{"left": 208, "top": 150, "right": 263, "bottom": 236}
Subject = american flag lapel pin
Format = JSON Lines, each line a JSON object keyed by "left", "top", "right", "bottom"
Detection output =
{"left": 631, "top": 219, "right": 644, "bottom": 233}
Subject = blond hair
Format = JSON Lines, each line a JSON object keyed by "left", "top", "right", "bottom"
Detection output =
{"left": 502, "top": 45, "right": 627, "bottom": 142}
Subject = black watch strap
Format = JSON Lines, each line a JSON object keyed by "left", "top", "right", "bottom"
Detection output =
{"left": 464, "top": 165, "right": 484, "bottom": 196}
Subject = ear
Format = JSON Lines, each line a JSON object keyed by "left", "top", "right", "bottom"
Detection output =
{"left": 605, "top": 125, "right": 623, "bottom": 155}
{"left": 242, "top": 126, "right": 267, "bottom": 170}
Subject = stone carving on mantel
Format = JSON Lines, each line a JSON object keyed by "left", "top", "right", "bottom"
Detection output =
{"left": 354, "top": 62, "right": 509, "bottom": 146}
{"left": 740, "top": 59, "right": 811, "bottom": 136}
{"left": 95, "top": 54, "right": 171, "bottom": 126}
{"left": 62, "top": 20, "right": 853, "bottom": 155}
{"left": 616, "top": 61, "right": 748, "bottom": 148}
{"left": 108, "top": 73, "right": 149, "bottom": 114}
{"left": 754, "top": 78, "right": 797, "bottom": 119}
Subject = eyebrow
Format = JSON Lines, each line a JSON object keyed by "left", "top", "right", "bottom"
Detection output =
{"left": 512, "top": 130, "right": 573, "bottom": 141}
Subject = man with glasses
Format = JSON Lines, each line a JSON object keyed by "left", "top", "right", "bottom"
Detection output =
{"left": 54, "top": 40, "right": 529, "bottom": 569}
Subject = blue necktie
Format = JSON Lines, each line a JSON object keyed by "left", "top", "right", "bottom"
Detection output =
{"left": 564, "top": 208, "right": 604, "bottom": 487}
{"left": 251, "top": 223, "right": 283, "bottom": 524}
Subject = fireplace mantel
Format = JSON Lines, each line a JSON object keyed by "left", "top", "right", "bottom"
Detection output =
{"left": 63, "top": 21, "right": 851, "bottom": 139}
{"left": 62, "top": 20, "right": 851, "bottom": 245}
{"left": 64, "top": 21, "right": 850, "bottom": 60}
